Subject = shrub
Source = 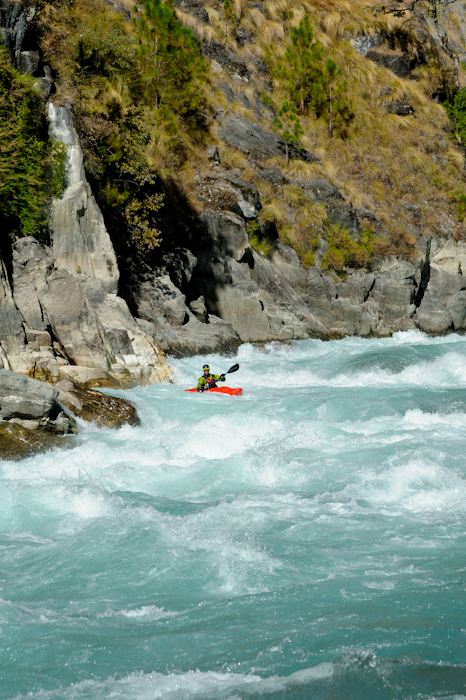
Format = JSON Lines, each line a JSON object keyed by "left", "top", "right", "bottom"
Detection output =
{"left": 0, "top": 47, "right": 64, "bottom": 239}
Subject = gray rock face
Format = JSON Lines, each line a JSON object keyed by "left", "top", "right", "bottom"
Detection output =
{"left": 47, "top": 103, "right": 119, "bottom": 293}
{"left": 0, "top": 258, "right": 26, "bottom": 356}
{"left": 217, "top": 115, "right": 320, "bottom": 163}
{"left": 40, "top": 269, "right": 111, "bottom": 370}
{"left": 366, "top": 49, "right": 412, "bottom": 77}
{"left": 203, "top": 172, "right": 261, "bottom": 219}
{"left": 296, "top": 179, "right": 364, "bottom": 235}
{"left": 12, "top": 237, "right": 53, "bottom": 331}
{"left": 173, "top": 0, "right": 208, "bottom": 23}
{"left": 201, "top": 39, "right": 249, "bottom": 80}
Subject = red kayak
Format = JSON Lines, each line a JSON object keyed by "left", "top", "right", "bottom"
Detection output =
{"left": 185, "top": 387, "right": 242, "bottom": 396}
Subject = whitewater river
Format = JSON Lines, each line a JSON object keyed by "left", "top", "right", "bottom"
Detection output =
{"left": 2, "top": 330, "right": 466, "bottom": 699}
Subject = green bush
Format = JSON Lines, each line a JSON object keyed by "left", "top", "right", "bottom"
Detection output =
{"left": 0, "top": 47, "right": 64, "bottom": 239}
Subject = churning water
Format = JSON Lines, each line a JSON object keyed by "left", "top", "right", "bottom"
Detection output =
{"left": 2, "top": 331, "right": 466, "bottom": 700}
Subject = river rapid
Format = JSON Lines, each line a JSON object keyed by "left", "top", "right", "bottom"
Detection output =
{"left": 2, "top": 330, "right": 466, "bottom": 699}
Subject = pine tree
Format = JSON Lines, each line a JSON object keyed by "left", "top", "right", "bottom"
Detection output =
{"left": 136, "top": 0, "right": 208, "bottom": 120}
{"left": 273, "top": 101, "right": 304, "bottom": 163}
{"left": 273, "top": 15, "right": 353, "bottom": 136}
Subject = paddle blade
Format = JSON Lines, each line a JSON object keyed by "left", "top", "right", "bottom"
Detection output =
{"left": 226, "top": 363, "right": 239, "bottom": 374}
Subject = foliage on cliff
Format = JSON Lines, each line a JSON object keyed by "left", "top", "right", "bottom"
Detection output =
{"left": 32, "top": 0, "right": 466, "bottom": 272}
{"left": 37, "top": 0, "right": 209, "bottom": 252}
{"left": 0, "top": 47, "right": 64, "bottom": 240}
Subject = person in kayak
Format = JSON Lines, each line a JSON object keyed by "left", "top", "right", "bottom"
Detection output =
{"left": 197, "top": 364, "right": 226, "bottom": 392}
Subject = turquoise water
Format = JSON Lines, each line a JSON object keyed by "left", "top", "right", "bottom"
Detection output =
{"left": 2, "top": 330, "right": 466, "bottom": 699}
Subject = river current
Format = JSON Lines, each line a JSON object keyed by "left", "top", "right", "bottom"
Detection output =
{"left": 2, "top": 330, "right": 466, "bottom": 699}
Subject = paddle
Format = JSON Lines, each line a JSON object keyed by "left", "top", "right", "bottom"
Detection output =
{"left": 203, "top": 364, "right": 239, "bottom": 391}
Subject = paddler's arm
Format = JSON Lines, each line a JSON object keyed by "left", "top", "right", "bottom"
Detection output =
{"left": 212, "top": 374, "right": 225, "bottom": 382}
{"left": 197, "top": 377, "right": 206, "bottom": 391}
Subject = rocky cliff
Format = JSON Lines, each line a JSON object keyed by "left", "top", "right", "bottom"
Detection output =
{"left": 2, "top": 0, "right": 466, "bottom": 391}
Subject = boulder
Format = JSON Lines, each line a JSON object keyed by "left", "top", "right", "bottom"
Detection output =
{"left": 0, "top": 369, "right": 76, "bottom": 442}
{"left": 55, "top": 380, "right": 141, "bottom": 429}
{"left": 387, "top": 102, "right": 415, "bottom": 116}
{"left": 0, "top": 368, "right": 58, "bottom": 420}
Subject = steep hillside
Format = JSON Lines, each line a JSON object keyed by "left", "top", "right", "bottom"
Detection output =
{"left": 3, "top": 0, "right": 466, "bottom": 391}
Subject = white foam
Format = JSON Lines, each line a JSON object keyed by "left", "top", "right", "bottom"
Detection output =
{"left": 8, "top": 663, "right": 334, "bottom": 699}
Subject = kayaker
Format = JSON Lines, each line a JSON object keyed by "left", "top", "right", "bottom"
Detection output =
{"left": 197, "top": 364, "right": 226, "bottom": 392}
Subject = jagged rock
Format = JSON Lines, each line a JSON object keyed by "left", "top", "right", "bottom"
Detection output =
{"left": 173, "top": 0, "right": 208, "bottom": 23}
{"left": 55, "top": 380, "right": 141, "bottom": 429}
{"left": 387, "top": 102, "right": 415, "bottom": 116}
{"left": 217, "top": 115, "right": 320, "bottom": 163}
{"left": 256, "top": 168, "right": 287, "bottom": 188}
{"left": 236, "top": 26, "right": 253, "bottom": 46}
{"left": 40, "top": 65, "right": 53, "bottom": 99}
{"left": 200, "top": 210, "right": 249, "bottom": 260}
{"left": 79, "top": 277, "right": 170, "bottom": 387}
{"left": 48, "top": 103, "right": 119, "bottom": 294}
{"left": 190, "top": 296, "right": 207, "bottom": 322}
{"left": 201, "top": 39, "right": 249, "bottom": 80}
{"left": 296, "top": 179, "right": 362, "bottom": 235}
{"left": 204, "top": 172, "right": 261, "bottom": 219}
{"left": 207, "top": 145, "right": 220, "bottom": 163}
{"left": 348, "top": 34, "right": 383, "bottom": 55}
{"left": 0, "top": 258, "right": 26, "bottom": 356}
{"left": 40, "top": 268, "right": 111, "bottom": 370}
{"left": 0, "top": 0, "right": 35, "bottom": 69}
{"left": 12, "top": 237, "right": 53, "bottom": 331}
{"left": 366, "top": 48, "right": 413, "bottom": 78}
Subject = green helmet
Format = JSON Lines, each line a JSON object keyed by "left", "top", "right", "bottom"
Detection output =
{"left": 203, "top": 364, "right": 210, "bottom": 371}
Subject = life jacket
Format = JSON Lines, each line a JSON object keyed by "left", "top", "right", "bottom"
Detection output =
{"left": 205, "top": 374, "right": 217, "bottom": 388}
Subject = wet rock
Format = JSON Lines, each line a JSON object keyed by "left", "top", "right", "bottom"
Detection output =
{"left": 48, "top": 103, "right": 119, "bottom": 294}
{"left": 0, "top": 422, "right": 75, "bottom": 461}
{"left": 40, "top": 65, "right": 54, "bottom": 99}
{"left": 55, "top": 380, "right": 141, "bottom": 429}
